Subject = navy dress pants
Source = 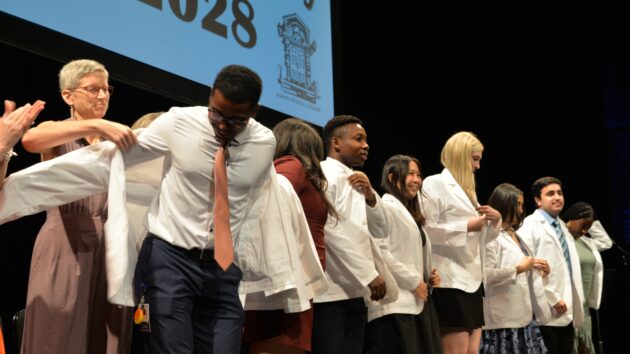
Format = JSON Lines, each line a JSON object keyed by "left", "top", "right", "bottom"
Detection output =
{"left": 134, "top": 235, "right": 244, "bottom": 354}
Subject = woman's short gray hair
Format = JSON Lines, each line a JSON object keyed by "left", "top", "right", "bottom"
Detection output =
{"left": 58, "top": 59, "right": 108, "bottom": 91}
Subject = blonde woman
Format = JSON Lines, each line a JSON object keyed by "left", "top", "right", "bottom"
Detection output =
{"left": 421, "top": 131, "right": 501, "bottom": 354}
{"left": 20, "top": 59, "right": 136, "bottom": 354}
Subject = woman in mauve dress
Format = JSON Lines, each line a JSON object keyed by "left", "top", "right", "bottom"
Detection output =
{"left": 20, "top": 59, "right": 136, "bottom": 354}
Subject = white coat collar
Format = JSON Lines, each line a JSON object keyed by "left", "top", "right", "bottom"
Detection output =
{"left": 324, "top": 157, "right": 354, "bottom": 176}
{"left": 440, "top": 168, "right": 477, "bottom": 213}
{"left": 383, "top": 193, "right": 419, "bottom": 230}
{"left": 532, "top": 209, "right": 561, "bottom": 240}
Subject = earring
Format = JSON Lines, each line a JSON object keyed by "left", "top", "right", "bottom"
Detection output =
{"left": 70, "top": 105, "right": 75, "bottom": 119}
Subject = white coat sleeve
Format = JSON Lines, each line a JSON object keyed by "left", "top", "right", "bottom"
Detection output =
{"left": 588, "top": 220, "right": 613, "bottom": 251}
{"left": 484, "top": 239, "right": 518, "bottom": 287}
{"left": 324, "top": 175, "right": 379, "bottom": 288}
{"left": 0, "top": 142, "right": 116, "bottom": 224}
{"left": 366, "top": 191, "right": 388, "bottom": 238}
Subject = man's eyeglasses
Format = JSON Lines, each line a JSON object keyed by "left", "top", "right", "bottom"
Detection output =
{"left": 71, "top": 85, "right": 114, "bottom": 97}
{"left": 208, "top": 107, "right": 249, "bottom": 129}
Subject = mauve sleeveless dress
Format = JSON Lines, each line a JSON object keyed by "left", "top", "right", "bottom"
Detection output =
{"left": 21, "top": 135, "right": 132, "bottom": 354}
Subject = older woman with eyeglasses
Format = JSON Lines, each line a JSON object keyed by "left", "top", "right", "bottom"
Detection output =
{"left": 19, "top": 59, "right": 136, "bottom": 354}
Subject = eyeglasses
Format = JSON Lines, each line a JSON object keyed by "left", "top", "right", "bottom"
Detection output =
{"left": 208, "top": 107, "right": 249, "bottom": 129}
{"left": 71, "top": 85, "right": 114, "bottom": 97}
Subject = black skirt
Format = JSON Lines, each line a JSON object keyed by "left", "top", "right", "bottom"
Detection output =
{"left": 365, "top": 298, "right": 444, "bottom": 354}
{"left": 432, "top": 284, "right": 484, "bottom": 330}
{"left": 417, "top": 296, "right": 444, "bottom": 354}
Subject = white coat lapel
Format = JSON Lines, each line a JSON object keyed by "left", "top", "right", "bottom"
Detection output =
{"left": 441, "top": 169, "right": 477, "bottom": 214}
{"left": 533, "top": 209, "right": 563, "bottom": 253}
{"left": 383, "top": 194, "right": 417, "bottom": 231}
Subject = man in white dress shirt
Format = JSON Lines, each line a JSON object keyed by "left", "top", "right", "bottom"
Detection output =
{"left": 312, "top": 115, "right": 387, "bottom": 354}
{"left": 125, "top": 65, "right": 276, "bottom": 354}
{"left": 518, "top": 176, "right": 584, "bottom": 354}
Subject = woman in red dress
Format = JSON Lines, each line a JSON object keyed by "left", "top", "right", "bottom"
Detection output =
{"left": 243, "top": 117, "right": 337, "bottom": 354}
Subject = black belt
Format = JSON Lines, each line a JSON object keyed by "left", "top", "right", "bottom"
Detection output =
{"left": 148, "top": 234, "right": 214, "bottom": 262}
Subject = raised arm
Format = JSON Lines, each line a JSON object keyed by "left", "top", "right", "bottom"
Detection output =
{"left": 588, "top": 220, "right": 613, "bottom": 251}
{"left": 1, "top": 100, "right": 45, "bottom": 189}
{"left": 22, "top": 118, "right": 136, "bottom": 157}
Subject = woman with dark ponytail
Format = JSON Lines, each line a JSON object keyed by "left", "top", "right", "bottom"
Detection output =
{"left": 480, "top": 183, "right": 550, "bottom": 354}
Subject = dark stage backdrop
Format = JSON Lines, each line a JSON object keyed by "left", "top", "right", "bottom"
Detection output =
{"left": 1, "top": 1, "right": 629, "bottom": 353}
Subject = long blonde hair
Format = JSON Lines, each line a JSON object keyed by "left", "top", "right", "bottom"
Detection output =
{"left": 440, "top": 131, "right": 484, "bottom": 205}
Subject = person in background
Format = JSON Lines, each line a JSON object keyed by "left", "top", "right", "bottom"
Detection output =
{"left": 421, "top": 131, "right": 501, "bottom": 354}
{"left": 0, "top": 99, "right": 45, "bottom": 188}
{"left": 122, "top": 111, "right": 166, "bottom": 353}
{"left": 561, "top": 202, "right": 612, "bottom": 354}
{"left": 130, "top": 112, "right": 164, "bottom": 130}
{"left": 243, "top": 117, "right": 337, "bottom": 354}
{"left": 518, "top": 177, "right": 584, "bottom": 354}
{"left": 365, "top": 154, "right": 442, "bottom": 354}
{"left": 19, "top": 59, "right": 135, "bottom": 354}
{"left": 480, "top": 183, "right": 550, "bottom": 354}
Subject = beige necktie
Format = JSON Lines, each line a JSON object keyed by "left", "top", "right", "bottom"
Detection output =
{"left": 213, "top": 147, "right": 234, "bottom": 270}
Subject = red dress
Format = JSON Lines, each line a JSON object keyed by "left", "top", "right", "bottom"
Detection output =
{"left": 243, "top": 155, "right": 327, "bottom": 351}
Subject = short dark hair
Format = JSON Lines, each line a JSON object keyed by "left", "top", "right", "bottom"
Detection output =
{"left": 322, "top": 115, "right": 363, "bottom": 153}
{"left": 488, "top": 183, "right": 523, "bottom": 228}
{"left": 562, "top": 202, "right": 595, "bottom": 222}
{"left": 212, "top": 65, "right": 262, "bottom": 106}
{"left": 532, "top": 176, "right": 562, "bottom": 199}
